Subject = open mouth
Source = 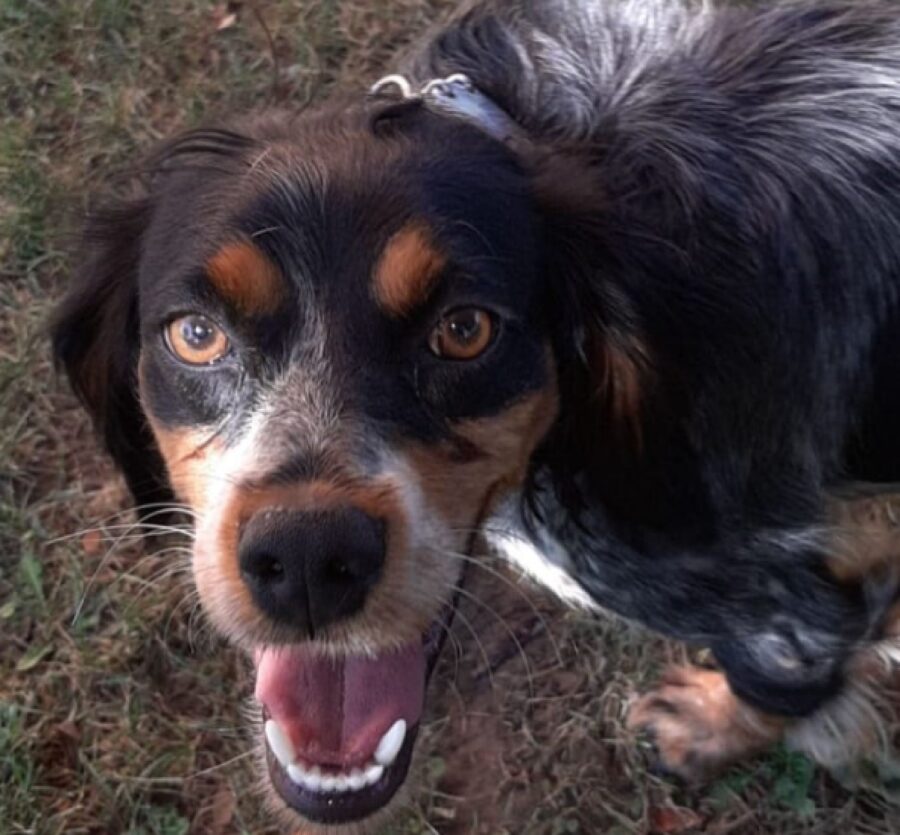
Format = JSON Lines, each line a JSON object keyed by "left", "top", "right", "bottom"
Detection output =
{"left": 255, "top": 613, "right": 452, "bottom": 825}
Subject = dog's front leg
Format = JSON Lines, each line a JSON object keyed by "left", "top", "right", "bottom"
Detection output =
{"left": 547, "top": 505, "right": 874, "bottom": 719}
{"left": 626, "top": 636, "right": 900, "bottom": 784}
{"left": 627, "top": 487, "right": 900, "bottom": 783}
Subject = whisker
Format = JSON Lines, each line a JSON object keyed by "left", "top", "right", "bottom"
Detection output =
{"left": 71, "top": 520, "right": 155, "bottom": 625}
{"left": 49, "top": 510, "right": 196, "bottom": 546}
{"left": 56, "top": 526, "right": 195, "bottom": 549}
{"left": 424, "top": 546, "right": 564, "bottom": 667}
{"left": 52, "top": 501, "right": 195, "bottom": 535}
{"left": 441, "top": 604, "right": 496, "bottom": 694}
{"left": 451, "top": 583, "right": 537, "bottom": 699}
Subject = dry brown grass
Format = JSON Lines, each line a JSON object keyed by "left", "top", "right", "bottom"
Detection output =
{"left": 2, "top": 2, "right": 899, "bottom": 834}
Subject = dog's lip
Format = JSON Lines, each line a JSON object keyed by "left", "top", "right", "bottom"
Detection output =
{"left": 261, "top": 600, "right": 456, "bottom": 824}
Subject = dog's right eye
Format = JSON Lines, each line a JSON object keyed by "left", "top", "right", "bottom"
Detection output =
{"left": 165, "top": 314, "right": 231, "bottom": 365}
{"left": 428, "top": 307, "right": 494, "bottom": 361}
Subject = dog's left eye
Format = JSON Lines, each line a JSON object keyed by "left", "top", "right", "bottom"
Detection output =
{"left": 165, "top": 314, "right": 231, "bottom": 365}
{"left": 428, "top": 307, "right": 494, "bottom": 360}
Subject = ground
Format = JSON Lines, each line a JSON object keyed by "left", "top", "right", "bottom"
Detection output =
{"left": 2, "top": 1, "right": 900, "bottom": 833}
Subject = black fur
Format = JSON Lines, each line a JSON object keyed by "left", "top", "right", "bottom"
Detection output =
{"left": 51, "top": 198, "right": 173, "bottom": 510}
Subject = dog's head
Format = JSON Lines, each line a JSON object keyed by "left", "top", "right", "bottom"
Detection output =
{"left": 52, "top": 96, "right": 640, "bottom": 828}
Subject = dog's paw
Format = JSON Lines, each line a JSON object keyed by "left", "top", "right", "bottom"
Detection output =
{"left": 627, "top": 666, "right": 784, "bottom": 783}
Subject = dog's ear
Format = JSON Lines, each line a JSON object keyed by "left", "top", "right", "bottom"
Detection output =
{"left": 527, "top": 150, "right": 657, "bottom": 513}
{"left": 51, "top": 196, "right": 172, "bottom": 510}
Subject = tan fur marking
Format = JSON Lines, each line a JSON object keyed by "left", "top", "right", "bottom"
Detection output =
{"left": 147, "top": 422, "right": 224, "bottom": 510}
{"left": 206, "top": 240, "right": 283, "bottom": 315}
{"left": 373, "top": 223, "right": 447, "bottom": 316}
{"left": 404, "top": 375, "right": 559, "bottom": 530}
{"left": 881, "top": 601, "right": 900, "bottom": 639}
{"left": 138, "top": 359, "right": 226, "bottom": 510}
{"left": 592, "top": 332, "right": 648, "bottom": 451}
{"left": 826, "top": 488, "right": 900, "bottom": 582}
{"left": 219, "top": 479, "right": 407, "bottom": 558}
{"left": 142, "top": 416, "right": 270, "bottom": 638}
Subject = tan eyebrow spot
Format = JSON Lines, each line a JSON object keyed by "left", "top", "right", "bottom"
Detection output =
{"left": 373, "top": 222, "right": 447, "bottom": 316}
{"left": 205, "top": 240, "right": 284, "bottom": 315}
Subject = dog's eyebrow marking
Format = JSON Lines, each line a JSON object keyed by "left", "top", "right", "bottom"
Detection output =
{"left": 205, "top": 240, "right": 284, "bottom": 315}
{"left": 373, "top": 222, "right": 447, "bottom": 317}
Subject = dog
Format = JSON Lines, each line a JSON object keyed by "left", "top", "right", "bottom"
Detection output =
{"left": 52, "top": 0, "right": 900, "bottom": 829}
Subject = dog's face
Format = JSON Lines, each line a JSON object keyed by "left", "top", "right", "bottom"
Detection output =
{"left": 56, "top": 102, "right": 573, "bottom": 828}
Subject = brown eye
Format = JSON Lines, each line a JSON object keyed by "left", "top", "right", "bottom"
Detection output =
{"left": 428, "top": 308, "right": 494, "bottom": 360}
{"left": 165, "top": 315, "right": 230, "bottom": 365}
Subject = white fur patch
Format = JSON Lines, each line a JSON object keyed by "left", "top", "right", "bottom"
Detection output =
{"left": 485, "top": 498, "right": 597, "bottom": 609}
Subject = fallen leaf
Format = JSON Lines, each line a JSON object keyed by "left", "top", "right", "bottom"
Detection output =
{"left": 81, "top": 529, "right": 102, "bottom": 556}
{"left": 211, "top": 3, "right": 240, "bottom": 31}
{"left": 54, "top": 721, "right": 80, "bottom": 742}
{"left": 208, "top": 786, "right": 237, "bottom": 834}
{"left": 216, "top": 12, "right": 237, "bottom": 30}
{"left": 649, "top": 805, "right": 703, "bottom": 834}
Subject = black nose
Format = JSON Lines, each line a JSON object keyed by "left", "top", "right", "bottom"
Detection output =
{"left": 239, "top": 506, "right": 386, "bottom": 636}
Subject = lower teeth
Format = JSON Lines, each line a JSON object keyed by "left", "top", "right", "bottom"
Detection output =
{"left": 286, "top": 760, "right": 385, "bottom": 794}
{"left": 271, "top": 718, "right": 405, "bottom": 794}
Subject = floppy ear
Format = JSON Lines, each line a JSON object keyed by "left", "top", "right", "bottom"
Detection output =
{"left": 526, "top": 150, "right": 658, "bottom": 513}
{"left": 51, "top": 197, "right": 172, "bottom": 511}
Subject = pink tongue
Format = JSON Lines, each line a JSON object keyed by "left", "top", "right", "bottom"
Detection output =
{"left": 255, "top": 642, "right": 425, "bottom": 766}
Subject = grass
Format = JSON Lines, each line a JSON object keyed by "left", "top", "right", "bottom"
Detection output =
{"left": 1, "top": 1, "right": 899, "bottom": 833}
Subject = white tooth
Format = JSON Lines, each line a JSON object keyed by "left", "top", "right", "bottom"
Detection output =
{"left": 287, "top": 762, "right": 307, "bottom": 786}
{"left": 347, "top": 768, "right": 366, "bottom": 791}
{"left": 321, "top": 775, "right": 338, "bottom": 792}
{"left": 374, "top": 719, "right": 407, "bottom": 766}
{"left": 265, "top": 720, "right": 296, "bottom": 769}
{"left": 333, "top": 775, "right": 350, "bottom": 792}
{"left": 364, "top": 763, "right": 384, "bottom": 786}
{"left": 303, "top": 766, "right": 323, "bottom": 792}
